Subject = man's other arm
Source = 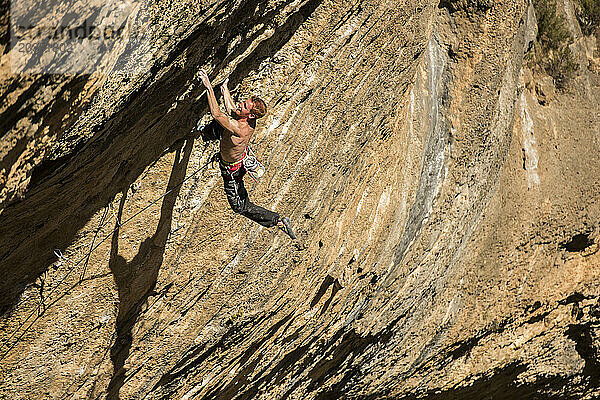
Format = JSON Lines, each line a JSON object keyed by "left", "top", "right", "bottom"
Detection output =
{"left": 221, "top": 78, "right": 236, "bottom": 115}
{"left": 199, "top": 70, "right": 241, "bottom": 136}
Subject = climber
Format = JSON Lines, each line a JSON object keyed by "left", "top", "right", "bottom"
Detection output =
{"left": 198, "top": 69, "right": 296, "bottom": 239}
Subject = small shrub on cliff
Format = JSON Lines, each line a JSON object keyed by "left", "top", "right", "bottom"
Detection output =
{"left": 532, "top": 0, "right": 578, "bottom": 89}
{"left": 576, "top": 0, "right": 600, "bottom": 36}
{"left": 545, "top": 46, "right": 578, "bottom": 86}
{"left": 536, "top": 0, "right": 572, "bottom": 47}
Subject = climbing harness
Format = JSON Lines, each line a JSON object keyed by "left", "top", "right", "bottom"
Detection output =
{"left": 218, "top": 145, "right": 265, "bottom": 182}
{"left": 217, "top": 145, "right": 266, "bottom": 211}
{"left": 218, "top": 151, "right": 245, "bottom": 209}
{"left": 219, "top": 146, "right": 265, "bottom": 180}
{"left": 219, "top": 148, "right": 246, "bottom": 172}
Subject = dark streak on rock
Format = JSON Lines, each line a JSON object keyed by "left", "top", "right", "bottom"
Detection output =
{"left": 447, "top": 318, "right": 511, "bottom": 361}
{"left": 311, "top": 275, "right": 337, "bottom": 308}
{"left": 394, "top": 362, "right": 574, "bottom": 400}
{"left": 566, "top": 323, "right": 600, "bottom": 389}
{"left": 561, "top": 233, "right": 594, "bottom": 253}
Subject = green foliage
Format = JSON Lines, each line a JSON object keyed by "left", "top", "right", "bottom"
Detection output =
{"left": 576, "top": 0, "right": 600, "bottom": 36}
{"left": 536, "top": 0, "right": 572, "bottom": 48}
{"left": 545, "top": 46, "right": 579, "bottom": 88}
{"left": 532, "top": 0, "right": 578, "bottom": 89}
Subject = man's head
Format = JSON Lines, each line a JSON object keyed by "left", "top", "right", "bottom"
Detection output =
{"left": 235, "top": 96, "right": 267, "bottom": 120}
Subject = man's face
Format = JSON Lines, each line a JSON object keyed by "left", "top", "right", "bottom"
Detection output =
{"left": 235, "top": 98, "right": 254, "bottom": 119}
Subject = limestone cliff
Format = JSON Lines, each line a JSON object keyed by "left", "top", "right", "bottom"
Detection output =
{"left": 1, "top": 0, "right": 600, "bottom": 399}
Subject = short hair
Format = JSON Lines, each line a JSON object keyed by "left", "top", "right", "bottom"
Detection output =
{"left": 250, "top": 96, "right": 267, "bottom": 119}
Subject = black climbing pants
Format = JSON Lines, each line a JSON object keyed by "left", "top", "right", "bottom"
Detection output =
{"left": 220, "top": 164, "right": 280, "bottom": 228}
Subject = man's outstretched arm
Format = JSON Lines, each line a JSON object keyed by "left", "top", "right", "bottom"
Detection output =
{"left": 221, "top": 78, "right": 236, "bottom": 115}
{"left": 199, "top": 70, "right": 241, "bottom": 136}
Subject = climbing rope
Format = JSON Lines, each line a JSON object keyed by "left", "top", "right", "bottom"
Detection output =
{"left": 81, "top": 204, "right": 112, "bottom": 281}
{"left": 0, "top": 150, "right": 216, "bottom": 361}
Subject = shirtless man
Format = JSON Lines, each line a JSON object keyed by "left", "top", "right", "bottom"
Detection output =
{"left": 199, "top": 69, "right": 296, "bottom": 239}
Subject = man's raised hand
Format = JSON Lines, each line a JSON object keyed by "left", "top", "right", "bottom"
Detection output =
{"left": 220, "top": 77, "right": 236, "bottom": 114}
{"left": 199, "top": 69, "right": 212, "bottom": 89}
{"left": 220, "top": 77, "right": 229, "bottom": 96}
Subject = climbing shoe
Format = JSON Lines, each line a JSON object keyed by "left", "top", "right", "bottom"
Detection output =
{"left": 278, "top": 217, "right": 296, "bottom": 239}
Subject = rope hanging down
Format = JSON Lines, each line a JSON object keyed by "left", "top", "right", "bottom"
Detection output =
{"left": 0, "top": 151, "right": 216, "bottom": 361}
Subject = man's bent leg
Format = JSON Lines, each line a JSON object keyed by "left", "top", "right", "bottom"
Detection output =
{"left": 239, "top": 189, "right": 280, "bottom": 228}
{"left": 222, "top": 176, "right": 279, "bottom": 227}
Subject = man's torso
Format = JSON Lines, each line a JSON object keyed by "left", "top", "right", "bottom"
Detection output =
{"left": 219, "top": 123, "right": 253, "bottom": 163}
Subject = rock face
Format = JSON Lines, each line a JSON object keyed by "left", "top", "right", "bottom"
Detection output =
{"left": 1, "top": 0, "right": 600, "bottom": 398}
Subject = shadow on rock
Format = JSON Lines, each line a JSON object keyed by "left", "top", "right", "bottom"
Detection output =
{"left": 392, "top": 362, "right": 572, "bottom": 400}
{"left": 106, "top": 139, "right": 192, "bottom": 400}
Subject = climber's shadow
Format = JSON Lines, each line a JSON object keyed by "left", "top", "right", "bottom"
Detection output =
{"left": 106, "top": 138, "right": 193, "bottom": 400}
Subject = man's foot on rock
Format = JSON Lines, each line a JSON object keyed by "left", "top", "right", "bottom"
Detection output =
{"left": 277, "top": 217, "right": 296, "bottom": 239}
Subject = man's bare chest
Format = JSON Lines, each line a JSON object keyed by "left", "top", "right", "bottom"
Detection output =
{"left": 225, "top": 130, "right": 252, "bottom": 146}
